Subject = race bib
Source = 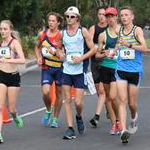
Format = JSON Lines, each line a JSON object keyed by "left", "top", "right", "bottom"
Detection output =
{"left": 41, "top": 46, "right": 56, "bottom": 57}
{"left": 66, "top": 53, "right": 81, "bottom": 64}
{"left": 0, "top": 46, "right": 11, "bottom": 59}
{"left": 120, "top": 48, "right": 135, "bottom": 60}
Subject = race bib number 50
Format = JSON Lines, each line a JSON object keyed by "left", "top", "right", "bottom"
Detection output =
{"left": 120, "top": 48, "right": 135, "bottom": 60}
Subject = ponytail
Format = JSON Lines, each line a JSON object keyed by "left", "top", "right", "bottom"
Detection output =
{"left": 11, "top": 30, "right": 21, "bottom": 43}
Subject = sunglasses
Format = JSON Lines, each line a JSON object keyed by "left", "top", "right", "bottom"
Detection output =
{"left": 66, "top": 15, "right": 77, "bottom": 19}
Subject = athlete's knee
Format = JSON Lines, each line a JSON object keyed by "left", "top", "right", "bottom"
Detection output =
{"left": 75, "top": 100, "right": 82, "bottom": 108}
{"left": 43, "top": 91, "right": 50, "bottom": 99}
{"left": 128, "top": 101, "right": 136, "bottom": 109}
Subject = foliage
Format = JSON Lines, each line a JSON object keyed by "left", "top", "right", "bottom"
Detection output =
{"left": 146, "top": 39, "right": 150, "bottom": 48}
{"left": 0, "top": 0, "right": 149, "bottom": 57}
{"left": 21, "top": 36, "right": 37, "bottom": 57}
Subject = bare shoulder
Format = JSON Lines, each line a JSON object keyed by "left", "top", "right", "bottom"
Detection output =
{"left": 81, "top": 27, "right": 89, "bottom": 37}
{"left": 115, "top": 24, "right": 121, "bottom": 35}
{"left": 37, "top": 30, "right": 44, "bottom": 39}
{"left": 135, "top": 26, "right": 143, "bottom": 34}
{"left": 11, "top": 39, "right": 20, "bottom": 45}
{"left": 89, "top": 25, "right": 95, "bottom": 32}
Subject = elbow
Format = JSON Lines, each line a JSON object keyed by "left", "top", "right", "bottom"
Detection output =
{"left": 21, "top": 58, "right": 26, "bottom": 64}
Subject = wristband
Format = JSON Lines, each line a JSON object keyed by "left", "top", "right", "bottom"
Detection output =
{"left": 129, "top": 44, "right": 133, "bottom": 48}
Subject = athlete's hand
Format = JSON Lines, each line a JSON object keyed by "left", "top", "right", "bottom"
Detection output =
{"left": 104, "top": 49, "right": 110, "bottom": 57}
{"left": 48, "top": 48, "right": 56, "bottom": 55}
{"left": 119, "top": 39, "right": 130, "bottom": 47}
{"left": 37, "top": 57, "right": 43, "bottom": 66}
{"left": 72, "top": 56, "right": 82, "bottom": 64}
{"left": 57, "top": 50, "right": 66, "bottom": 61}
{"left": 0, "top": 57, "right": 5, "bottom": 63}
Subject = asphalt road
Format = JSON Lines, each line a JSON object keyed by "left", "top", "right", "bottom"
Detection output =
{"left": 1, "top": 54, "right": 150, "bottom": 150}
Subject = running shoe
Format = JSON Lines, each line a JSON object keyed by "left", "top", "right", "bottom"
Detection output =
{"left": 90, "top": 117, "right": 99, "bottom": 128}
{"left": 63, "top": 128, "right": 76, "bottom": 140}
{"left": 0, "top": 134, "right": 4, "bottom": 144}
{"left": 120, "top": 130, "right": 130, "bottom": 143}
{"left": 109, "top": 124, "right": 118, "bottom": 135}
{"left": 128, "top": 113, "right": 138, "bottom": 134}
{"left": 50, "top": 118, "right": 58, "bottom": 128}
{"left": 14, "top": 115, "right": 23, "bottom": 129}
{"left": 42, "top": 109, "right": 53, "bottom": 126}
{"left": 116, "top": 121, "right": 122, "bottom": 135}
{"left": 76, "top": 115, "right": 85, "bottom": 134}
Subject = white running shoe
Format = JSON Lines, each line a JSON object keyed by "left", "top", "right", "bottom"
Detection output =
{"left": 128, "top": 112, "right": 138, "bottom": 134}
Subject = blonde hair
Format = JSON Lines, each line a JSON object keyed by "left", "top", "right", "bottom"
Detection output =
{"left": 0, "top": 20, "right": 21, "bottom": 43}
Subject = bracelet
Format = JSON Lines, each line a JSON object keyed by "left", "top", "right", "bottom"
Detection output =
{"left": 129, "top": 44, "right": 133, "bottom": 48}
{"left": 37, "top": 57, "right": 41, "bottom": 61}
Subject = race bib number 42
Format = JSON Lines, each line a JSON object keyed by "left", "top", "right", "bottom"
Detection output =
{"left": 120, "top": 48, "right": 135, "bottom": 60}
{"left": 0, "top": 46, "right": 11, "bottom": 58}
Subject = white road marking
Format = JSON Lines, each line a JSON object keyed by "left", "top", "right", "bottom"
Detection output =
{"left": 140, "top": 86, "right": 150, "bottom": 89}
{"left": 20, "top": 107, "right": 46, "bottom": 118}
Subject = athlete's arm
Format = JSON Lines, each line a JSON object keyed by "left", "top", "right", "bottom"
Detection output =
{"left": 89, "top": 25, "right": 95, "bottom": 40}
{"left": 55, "top": 30, "right": 66, "bottom": 61}
{"left": 81, "top": 27, "right": 96, "bottom": 60}
{"left": 119, "top": 27, "right": 149, "bottom": 53}
{"left": 95, "top": 32, "right": 108, "bottom": 59}
{"left": 34, "top": 31, "right": 43, "bottom": 65}
{"left": 134, "top": 27, "right": 150, "bottom": 52}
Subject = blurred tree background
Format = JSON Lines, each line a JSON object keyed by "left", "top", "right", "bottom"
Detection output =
{"left": 0, "top": 0, "right": 149, "bottom": 56}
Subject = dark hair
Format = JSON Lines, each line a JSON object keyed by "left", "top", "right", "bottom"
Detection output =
{"left": 119, "top": 6, "right": 134, "bottom": 15}
{"left": 47, "top": 12, "right": 64, "bottom": 26}
{"left": 96, "top": 5, "right": 108, "bottom": 13}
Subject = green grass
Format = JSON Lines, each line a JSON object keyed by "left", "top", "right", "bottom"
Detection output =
{"left": 146, "top": 39, "right": 150, "bottom": 48}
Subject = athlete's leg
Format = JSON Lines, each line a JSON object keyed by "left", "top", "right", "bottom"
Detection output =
{"left": 42, "top": 84, "right": 51, "bottom": 111}
{"left": 0, "top": 84, "right": 7, "bottom": 133}
{"left": 7, "top": 86, "right": 20, "bottom": 118}
{"left": 63, "top": 85, "right": 73, "bottom": 127}
{"left": 95, "top": 82, "right": 106, "bottom": 115}
{"left": 7, "top": 86, "right": 23, "bottom": 128}
{"left": 117, "top": 80, "right": 128, "bottom": 131}
{"left": 128, "top": 84, "right": 138, "bottom": 119}
{"left": 109, "top": 81, "right": 118, "bottom": 121}
{"left": 128, "top": 84, "right": 139, "bottom": 134}
{"left": 52, "top": 85, "right": 62, "bottom": 127}
{"left": 74, "top": 88, "right": 84, "bottom": 116}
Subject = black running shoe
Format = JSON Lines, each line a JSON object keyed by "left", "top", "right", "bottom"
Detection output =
{"left": 76, "top": 116, "right": 85, "bottom": 134}
{"left": 121, "top": 130, "right": 130, "bottom": 143}
{"left": 63, "top": 128, "right": 76, "bottom": 140}
{"left": 90, "top": 117, "right": 99, "bottom": 128}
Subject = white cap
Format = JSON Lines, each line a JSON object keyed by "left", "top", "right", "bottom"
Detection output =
{"left": 65, "top": 6, "right": 80, "bottom": 16}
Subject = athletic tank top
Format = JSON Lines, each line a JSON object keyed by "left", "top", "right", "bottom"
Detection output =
{"left": 0, "top": 39, "right": 18, "bottom": 59}
{"left": 40, "top": 30, "right": 62, "bottom": 68}
{"left": 101, "top": 28, "right": 117, "bottom": 69}
{"left": 62, "top": 27, "right": 89, "bottom": 75}
{"left": 91, "top": 24, "right": 107, "bottom": 62}
{"left": 117, "top": 25, "right": 143, "bottom": 72}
